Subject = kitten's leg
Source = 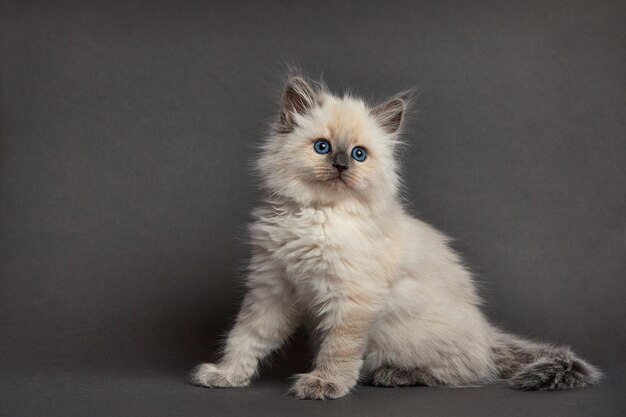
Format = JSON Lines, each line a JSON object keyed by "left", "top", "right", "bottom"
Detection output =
{"left": 290, "top": 292, "right": 381, "bottom": 400}
{"left": 190, "top": 255, "right": 299, "bottom": 388}
{"left": 364, "top": 365, "right": 441, "bottom": 387}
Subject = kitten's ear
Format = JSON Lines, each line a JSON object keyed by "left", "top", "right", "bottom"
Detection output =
{"left": 278, "top": 76, "right": 318, "bottom": 133}
{"left": 371, "top": 91, "right": 412, "bottom": 134}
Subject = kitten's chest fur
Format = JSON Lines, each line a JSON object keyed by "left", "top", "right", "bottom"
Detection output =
{"left": 250, "top": 200, "right": 394, "bottom": 296}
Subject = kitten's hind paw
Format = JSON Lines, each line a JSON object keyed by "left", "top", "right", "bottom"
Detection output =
{"left": 189, "top": 363, "right": 251, "bottom": 388}
{"left": 290, "top": 372, "right": 352, "bottom": 400}
{"left": 364, "top": 365, "right": 441, "bottom": 387}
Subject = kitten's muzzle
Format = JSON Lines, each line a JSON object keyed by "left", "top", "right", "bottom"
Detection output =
{"left": 331, "top": 152, "right": 350, "bottom": 173}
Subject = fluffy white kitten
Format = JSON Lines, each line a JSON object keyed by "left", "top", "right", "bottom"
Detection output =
{"left": 190, "top": 74, "right": 601, "bottom": 399}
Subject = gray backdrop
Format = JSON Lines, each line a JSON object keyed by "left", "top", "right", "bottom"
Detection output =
{"left": 1, "top": 0, "right": 625, "bottom": 416}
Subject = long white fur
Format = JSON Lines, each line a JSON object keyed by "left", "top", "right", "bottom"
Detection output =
{"left": 190, "top": 76, "right": 599, "bottom": 399}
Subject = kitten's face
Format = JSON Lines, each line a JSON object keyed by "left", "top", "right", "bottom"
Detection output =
{"left": 257, "top": 77, "right": 407, "bottom": 207}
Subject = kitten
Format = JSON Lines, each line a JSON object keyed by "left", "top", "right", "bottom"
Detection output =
{"left": 190, "top": 74, "right": 601, "bottom": 399}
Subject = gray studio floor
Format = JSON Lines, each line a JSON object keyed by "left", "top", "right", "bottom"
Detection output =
{"left": 2, "top": 365, "right": 624, "bottom": 417}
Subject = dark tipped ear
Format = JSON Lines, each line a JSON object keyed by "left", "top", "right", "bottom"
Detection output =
{"left": 371, "top": 92, "right": 412, "bottom": 134}
{"left": 278, "top": 76, "right": 318, "bottom": 133}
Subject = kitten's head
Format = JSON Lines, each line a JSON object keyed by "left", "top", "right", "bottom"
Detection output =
{"left": 257, "top": 75, "right": 410, "bottom": 207}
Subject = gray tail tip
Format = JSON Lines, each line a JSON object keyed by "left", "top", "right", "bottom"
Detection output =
{"left": 509, "top": 351, "right": 602, "bottom": 391}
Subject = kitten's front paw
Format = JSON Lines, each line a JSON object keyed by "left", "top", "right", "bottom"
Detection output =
{"left": 290, "top": 372, "right": 352, "bottom": 400}
{"left": 189, "top": 363, "right": 250, "bottom": 388}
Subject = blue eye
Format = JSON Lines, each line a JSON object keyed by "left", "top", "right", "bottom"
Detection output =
{"left": 313, "top": 139, "right": 331, "bottom": 154}
{"left": 351, "top": 146, "right": 367, "bottom": 162}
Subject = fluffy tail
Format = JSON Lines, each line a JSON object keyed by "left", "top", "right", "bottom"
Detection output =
{"left": 492, "top": 333, "right": 602, "bottom": 390}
